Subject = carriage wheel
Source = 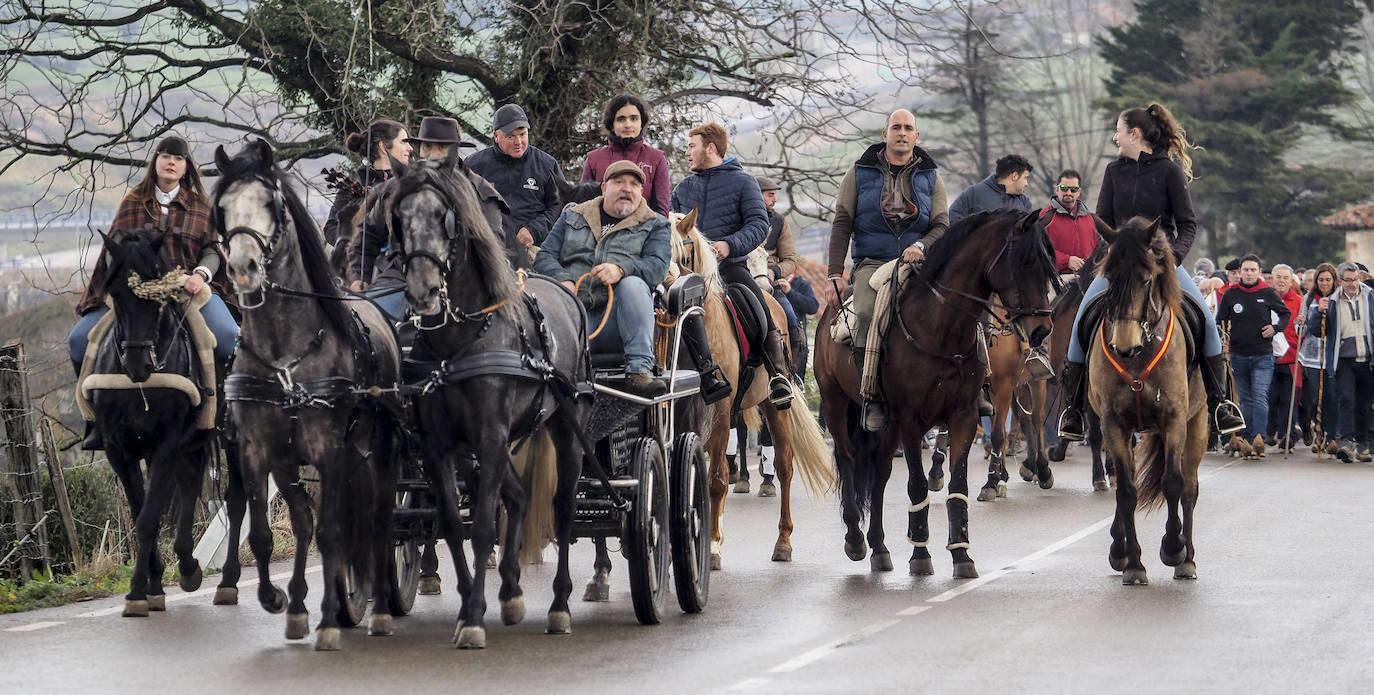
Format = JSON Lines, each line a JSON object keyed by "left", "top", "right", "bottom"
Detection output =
{"left": 337, "top": 561, "right": 372, "bottom": 627}
{"left": 625, "top": 437, "right": 669, "bottom": 625}
{"left": 670, "top": 432, "right": 710, "bottom": 613}
{"left": 389, "top": 488, "right": 423, "bottom": 617}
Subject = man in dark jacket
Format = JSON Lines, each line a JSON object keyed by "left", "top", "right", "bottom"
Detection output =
{"left": 827, "top": 109, "right": 951, "bottom": 429}
{"left": 672, "top": 123, "right": 794, "bottom": 407}
{"left": 781, "top": 273, "right": 820, "bottom": 379}
{"left": 1216, "top": 254, "right": 1291, "bottom": 445}
{"left": 948, "top": 154, "right": 1034, "bottom": 223}
{"left": 466, "top": 104, "right": 567, "bottom": 261}
{"left": 756, "top": 174, "right": 804, "bottom": 353}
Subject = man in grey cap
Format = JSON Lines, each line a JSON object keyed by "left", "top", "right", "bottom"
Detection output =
{"left": 466, "top": 103, "right": 568, "bottom": 261}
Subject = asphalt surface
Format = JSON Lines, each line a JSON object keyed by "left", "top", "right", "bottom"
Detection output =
{"left": 3, "top": 445, "right": 1371, "bottom": 694}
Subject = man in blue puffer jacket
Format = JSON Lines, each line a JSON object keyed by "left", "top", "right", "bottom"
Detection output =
{"left": 672, "top": 123, "right": 794, "bottom": 407}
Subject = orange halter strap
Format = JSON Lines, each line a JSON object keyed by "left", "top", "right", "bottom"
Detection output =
{"left": 1100, "top": 307, "right": 1175, "bottom": 431}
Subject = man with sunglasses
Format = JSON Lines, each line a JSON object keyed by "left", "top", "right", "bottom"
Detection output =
{"left": 1042, "top": 169, "right": 1099, "bottom": 274}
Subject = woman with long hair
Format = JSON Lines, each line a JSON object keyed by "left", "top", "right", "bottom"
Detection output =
{"left": 322, "top": 118, "right": 412, "bottom": 247}
{"left": 1058, "top": 103, "right": 1245, "bottom": 439}
{"left": 580, "top": 94, "right": 671, "bottom": 215}
{"left": 68, "top": 135, "right": 239, "bottom": 448}
{"left": 1296, "top": 263, "right": 1338, "bottom": 448}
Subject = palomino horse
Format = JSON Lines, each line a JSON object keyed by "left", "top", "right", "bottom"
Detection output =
{"left": 671, "top": 210, "right": 835, "bottom": 569}
{"left": 215, "top": 139, "right": 404, "bottom": 650}
{"left": 85, "top": 228, "right": 217, "bottom": 618}
{"left": 1088, "top": 217, "right": 1206, "bottom": 584}
{"left": 387, "top": 150, "right": 589, "bottom": 649}
{"left": 816, "top": 209, "right": 1058, "bottom": 578}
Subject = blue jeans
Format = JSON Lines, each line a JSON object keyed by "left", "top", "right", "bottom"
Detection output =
{"left": 775, "top": 287, "right": 800, "bottom": 335}
{"left": 68, "top": 293, "right": 239, "bottom": 362}
{"left": 365, "top": 285, "right": 409, "bottom": 322}
{"left": 588, "top": 275, "right": 654, "bottom": 374}
{"left": 1068, "top": 265, "right": 1222, "bottom": 363}
{"left": 1230, "top": 353, "right": 1273, "bottom": 439}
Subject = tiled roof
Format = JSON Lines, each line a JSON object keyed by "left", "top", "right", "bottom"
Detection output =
{"left": 1322, "top": 202, "right": 1374, "bottom": 230}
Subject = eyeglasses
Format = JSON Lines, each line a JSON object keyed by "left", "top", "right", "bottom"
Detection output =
{"left": 1057, "top": 185, "right": 1080, "bottom": 192}
{"left": 1342, "top": 276, "right": 1360, "bottom": 283}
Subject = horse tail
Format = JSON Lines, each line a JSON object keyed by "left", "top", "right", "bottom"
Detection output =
{"left": 742, "top": 405, "right": 762, "bottom": 431}
{"left": 342, "top": 448, "right": 378, "bottom": 600}
{"left": 838, "top": 400, "right": 874, "bottom": 518}
{"left": 516, "top": 430, "right": 557, "bottom": 567}
{"left": 782, "top": 397, "right": 838, "bottom": 498}
{"left": 1133, "top": 431, "right": 1168, "bottom": 511}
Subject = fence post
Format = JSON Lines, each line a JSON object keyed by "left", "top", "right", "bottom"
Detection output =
{"left": 39, "top": 417, "right": 82, "bottom": 571}
{"left": 0, "top": 339, "right": 51, "bottom": 580}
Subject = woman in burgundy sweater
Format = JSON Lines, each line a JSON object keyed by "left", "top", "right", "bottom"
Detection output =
{"left": 580, "top": 94, "right": 671, "bottom": 215}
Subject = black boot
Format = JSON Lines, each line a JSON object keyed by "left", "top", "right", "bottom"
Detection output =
{"left": 681, "top": 314, "right": 731, "bottom": 405}
{"left": 72, "top": 359, "right": 104, "bottom": 451}
{"left": 852, "top": 350, "right": 887, "bottom": 431}
{"left": 1202, "top": 354, "right": 1246, "bottom": 435}
{"left": 978, "top": 382, "right": 995, "bottom": 418}
{"left": 1057, "top": 361, "right": 1088, "bottom": 442}
{"left": 761, "top": 328, "right": 793, "bottom": 409}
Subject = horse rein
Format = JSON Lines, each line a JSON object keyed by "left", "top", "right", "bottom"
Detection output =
{"left": 1100, "top": 306, "right": 1176, "bottom": 432}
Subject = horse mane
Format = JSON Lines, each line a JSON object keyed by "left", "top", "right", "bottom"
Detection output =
{"left": 912, "top": 208, "right": 1058, "bottom": 293}
{"left": 667, "top": 211, "right": 722, "bottom": 296}
{"left": 1101, "top": 217, "right": 1181, "bottom": 314}
{"left": 385, "top": 159, "right": 519, "bottom": 318}
{"left": 210, "top": 145, "right": 357, "bottom": 337}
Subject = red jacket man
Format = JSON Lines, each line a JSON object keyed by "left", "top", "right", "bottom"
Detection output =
{"left": 1041, "top": 169, "right": 1098, "bottom": 273}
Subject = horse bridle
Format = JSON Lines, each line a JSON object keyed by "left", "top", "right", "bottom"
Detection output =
{"left": 393, "top": 180, "right": 508, "bottom": 329}
{"left": 216, "top": 173, "right": 287, "bottom": 309}
{"left": 115, "top": 299, "right": 176, "bottom": 373}
{"left": 922, "top": 226, "right": 1056, "bottom": 345}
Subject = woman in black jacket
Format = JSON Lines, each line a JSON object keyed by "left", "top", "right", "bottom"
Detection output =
{"left": 1057, "top": 103, "right": 1244, "bottom": 439}
{"left": 322, "top": 119, "right": 411, "bottom": 247}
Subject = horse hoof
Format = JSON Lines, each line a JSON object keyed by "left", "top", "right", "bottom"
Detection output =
{"left": 1160, "top": 544, "right": 1187, "bottom": 567}
{"left": 582, "top": 579, "right": 610, "bottom": 602}
{"left": 1093, "top": 479, "right": 1109, "bottom": 492}
{"left": 418, "top": 575, "right": 442, "bottom": 595}
{"left": 977, "top": 487, "right": 997, "bottom": 502}
{"left": 501, "top": 595, "right": 526, "bottom": 625}
{"left": 369, "top": 612, "right": 393, "bottom": 636}
{"left": 953, "top": 561, "right": 979, "bottom": 579}
{"left": 213, "top": 587, "right": 239, "bottom": 606}
{"left": 870, "top": 552, "right": 893, "bottom": 572}
{"left": 314, "top": 627, "right": 342, "bottom": 651}
{"left": 844, "top": 539, "right": 868, "bottom": 561}
{"left": 710, "top": 551, "right": 722, "bottom": 571}
{"left": 771, "top": 545, "right": 792, "bottom": 562}
{"left": 179, "top": 566, "right": 203, "bottom": 593}
{"left": 1019, "top": 464, "right": 1035, "bottom": 482}
{"left": 456, "top": 625, "right": 487, "bottom": 650}
{"left": 285, "top": 612, "right": 310, "bottom": 640}
{"left": 1038, "top": 471, "right": 1054, "bottom": 490}
{"left": 122, "top": 600, "right": 149, "bottom": 618}
{"left": 262, "top": 585, "right": 288, "bottom": 614}
{"left": 927, "top": 475, "right": 945, "bottom": 492}
{"left": 1173, "top": 562, "right": 1197, "bottom": 580}
{"left": 1122, "top": 569, "right": 1149, "bottom": 585}
{"left": 1109, "top": 554, "right": 1128, "bottom": 572}
{"left": 997, "top": 481, "right": 1008, "bottom": 497}
{"left": 909, "top": 557, "right": 934, "bottom": 576}
{"left": 486, "top": 552, "right": 498, "bottom": 569}
{"left": 146, "top": 595, "right": 166, "bottom": 612}
{"left": 546, "top": 611, "right": 572, "bottom": 635}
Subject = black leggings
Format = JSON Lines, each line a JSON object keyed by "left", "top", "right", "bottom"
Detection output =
{"left": 718, "top": 263, "right": 778, "bottom": 333}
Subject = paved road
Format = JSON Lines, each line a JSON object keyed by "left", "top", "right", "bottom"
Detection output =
{"left": 4, "top": 446, "right": 1371, "bottom": 693}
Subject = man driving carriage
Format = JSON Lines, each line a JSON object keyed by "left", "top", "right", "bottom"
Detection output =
{"left": 534, "top": 160, "right": 672, "bottom": 397}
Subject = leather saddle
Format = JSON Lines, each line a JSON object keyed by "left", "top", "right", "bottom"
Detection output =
{"left": 724, "top": 282, "right": 768, "bottom": 369}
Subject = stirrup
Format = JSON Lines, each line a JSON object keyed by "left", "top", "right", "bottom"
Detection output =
{"left": 1213, "top": 400, "right": 1245, "bottom": 435}
{"left": 863, "top": 398, "right": 887, "bottom": 432}
{"left": 1025, "top": 351, "right": 1054, "bottom": 381}
{"left": 768, "top": 374, "right": 794, "bottom": 409}
{"left": 1057, "top": 409, "right": 1086, "bottom": 442}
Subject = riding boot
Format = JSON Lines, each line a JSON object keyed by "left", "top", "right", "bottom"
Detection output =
{"left": 681, "top": 314, "right": 731, "bottom": 405}
{"left": 72, "top": 358, "right": 103, "bottom": 451}
{"left": 852, "top": 350, "right": 887, "bottom": 431}
{"left": 761, "top": 328, "right": 794, "bottom": 409}
{"left": 1057, "top": 361, "right": 1088, "bottom": 442}
{"left": 978, "top": 381, "right": 996, "bottom": 419}
{"left": 1202, "top": 354, "right": 1246, "bottom": 435}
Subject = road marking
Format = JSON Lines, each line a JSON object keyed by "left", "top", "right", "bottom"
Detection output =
{"left": 895, "top": 605, "right": 930, "bottom": 617}
{"left": 74, "top": 564, "right": 324, "bottom": 619}
{"left": 4, "top": 621, "right": 66, "bottom": 632}
{"left": 767, "top": 618, "right": 902, "bottom": 675}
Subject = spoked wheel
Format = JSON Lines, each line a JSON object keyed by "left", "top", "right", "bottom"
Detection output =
{"left": 625, "top": 437, "right": 669, "bottom": 625}
{"left": 670, "top": 432, "right": 710, "bottom": 613}
{"left": 390, "top": 487, "right": 423, "bottom": 617}
{"left": 337, "top": 562, "right": 372, "bottom": 627}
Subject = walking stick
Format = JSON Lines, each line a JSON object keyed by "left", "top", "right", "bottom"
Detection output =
{"left": 1282, "top": 323, "right": 1303, "bottom": 458}
{"left": 1317, "top": 309, "right": 1328, "bottom": 462}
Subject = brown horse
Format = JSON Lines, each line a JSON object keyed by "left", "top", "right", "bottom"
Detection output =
{"left": 977, "top": 312, "right": 1052, "bottom": 501}
{"left": 670, "top": 210, "right": 835, "bottom": 569}
{"left": 1047, "top": 245, "right": 1113, "bottom": 490}
{"left": 1088, "top": 217, "right": 1206, "bottom": 585}
{"left": 816, "top": 209, "right": 1058, "bottom": 577}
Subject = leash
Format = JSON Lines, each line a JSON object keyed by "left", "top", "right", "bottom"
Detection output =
{"left": 574, "top": 272, "right": 614, "bottom": 340}
{"left": 1099, "top": 307, "right": 1175, "bottom": 432}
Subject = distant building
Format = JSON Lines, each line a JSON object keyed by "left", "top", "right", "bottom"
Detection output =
{"left": 1322, "top": 202, "right": 1374, "bottom": 268}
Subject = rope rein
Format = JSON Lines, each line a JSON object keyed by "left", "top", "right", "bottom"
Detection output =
{"left": 574, "top": 272, "right": 614, "bottom": 340}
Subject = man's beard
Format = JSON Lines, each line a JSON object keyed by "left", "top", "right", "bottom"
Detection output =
{"left": 1059, "top": 195, "right": 1076, "bottom": 208}
{"left": 613, "top": 196, "right": 636, "bottom": 216}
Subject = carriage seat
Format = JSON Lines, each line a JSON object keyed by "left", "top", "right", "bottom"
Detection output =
{"left": 1077, "top": 291, "right": 1202, "bottom": 365}
{"left": 590, "top": 352, "right": 701, "bottom": 403}
{"left": 665, "top": 272, "right": 707, "bottom": 316}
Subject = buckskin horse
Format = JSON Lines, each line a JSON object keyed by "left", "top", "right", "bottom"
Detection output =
{"left": 816, "top": 209, "right": 1058, "bottom": 578}
{"left": 1087, "top": 217, "right": 1206, "bottom": 585}
{"left": 386, "top": 150, "right": 590, "bottom": 649}
{"left": 85, "top": 228, "right": 216, "bottom": 618}
{"left": 214, "top": 139, "right": 404, "bottom": 650}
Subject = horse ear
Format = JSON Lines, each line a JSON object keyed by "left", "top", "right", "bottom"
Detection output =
{"left": 442, "top": 145, "right": 461, "bottom": 172}
{"left": 388, "top": 153, "right": 408, "bottom": 178}
{"left": 214, "top": 145, "right": 231, "bottom": 176}
{"left": 683, "top": 208, "right": 699, "bottom": 233}
{"left": 1092, "top": 214, "right": 1119, "bottom": 244}
{"left": 253, "top": 137, "right": 275, "bottom": 167}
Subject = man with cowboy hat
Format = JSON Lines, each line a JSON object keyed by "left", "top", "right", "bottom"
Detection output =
{"left": 348, "top": 115, "right": 513, "bottom": 317}
{"left": 466, "top": 104, "right": 568, "bottom": 262}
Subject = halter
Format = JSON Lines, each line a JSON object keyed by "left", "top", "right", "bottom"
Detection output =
{"left": 216, "top": 173, "right": 288, "bottom": 309}
{"left": 1100, "top": 307, "right": 1175, "bottom": 432}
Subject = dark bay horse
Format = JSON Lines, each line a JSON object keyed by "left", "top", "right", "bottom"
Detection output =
{"left": 87, "top": 229, "right": 214, "bottom": 617}
{"left": 816, "top": 209, "right": 1058, "bottom": 578}
{"left": 1087, "top": 217, "right": 1206, "bottom": 585}
{"left": 1047, "top": 244, "right": 1113, "bottom": 490}
{"left": 215, "top": 139, "right": 404, "bottom": 650}
{"left": 386, "top": 151, "right": 590, "bottom": 649}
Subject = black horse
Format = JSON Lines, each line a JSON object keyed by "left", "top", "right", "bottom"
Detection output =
{"left": 87, "top": 228, "right": 216, "bottom": 617}
{"left": 214, "top": 139, "right": 404, "bottom": 650}
{"left": 386, "top": 149, "right": 591, "bottom": 649}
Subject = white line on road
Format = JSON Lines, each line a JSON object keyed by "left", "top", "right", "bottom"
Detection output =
{"left": 895, "top": 605, "right": 930, "bottom": 617}
{"left": 4, "top": 621, "right": 67, "bottom": 632}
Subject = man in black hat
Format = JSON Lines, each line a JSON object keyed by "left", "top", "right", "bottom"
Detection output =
{"left": 466, "top": 104, "right": 568, "bottom": 258}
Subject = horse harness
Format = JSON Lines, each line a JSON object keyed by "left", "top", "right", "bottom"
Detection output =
{"left": 1099, "top": 307, "right": 1176, "bottom": 432}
